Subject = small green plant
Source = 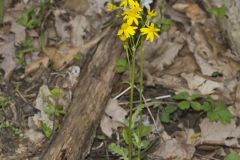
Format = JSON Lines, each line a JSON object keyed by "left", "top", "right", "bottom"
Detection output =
{"left": 41, "top": 122, "right": 52, "bottom": 139}
{"left": 108, "top": 106, "right": 152, "bottom": 159}
{"left": 171, "top": 92, "right": 232, "bottom": 124}
{"left": 116, "top": 58, "right": 128, "bottom": 73}
{"left": 173, "top": 92, "right": 202, "bottom": 111}
{"left": 224, "top": 152, "right": 240, "bottom": 160}
{"left": 202, "top": 98, "right": 232, "bottom": 124}
{"left": 209, "top": 5, "right": 227, "bottom": 19}
{"left": 160, "top": 105, "right": 177, "bottom": 123}
{"left": 19, "top": 6, "right": 41, "bottom": 29}
{"left": 46, "top": 87, "right": 65, "bottom": 118}
{"left": 74, "top": 52, "right": 81, "bottom": 61}
{"left": 42, "top": 87, "right": 65, "bottom": 139}
{"left": 16, "top": 39, "right": 36, "bottom": 65}
{"left": 108, "top": 143, "right": 129, "bottom": 160}
{"left": 157, "top": 18, "right": 173, "bottom": 32}
{"left": 0, "top": 95, "right": 11, "bottom": 109}
{"left": 0, "top": 121, "right": 22, "bottom": 137}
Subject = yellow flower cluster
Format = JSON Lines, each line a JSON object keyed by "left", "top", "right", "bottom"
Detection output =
{"left": 107, "top": 0, "right": 160, "bottom": 42}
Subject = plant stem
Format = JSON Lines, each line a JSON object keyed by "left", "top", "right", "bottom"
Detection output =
{"left": 138, "top": 37, "right": 144, "bottom": 160}
{"left": 0, "top": 0, "right": 4, "bottom": 24}
{"left": 128, "top": 46, "right": 136, "bottom": 159}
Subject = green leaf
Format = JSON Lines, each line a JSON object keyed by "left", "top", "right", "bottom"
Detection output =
{"left": 215, "top": 102, "right": 232, "bottom": 124}
{"left": 51, "top": 87, "right": 61, "bottom": 99}
{"left": 116, "top": 58, "right": 128, "bottom": 73}
{"left": 41, "top": 123, "right": 52, "bottom": 139}
{"left": 133, "top": 132, "right": 141, "bottom": 148}
{"left": 96, "top": 134, "right": 105, "bottom": 140}
{"left": 108, "top": 143, "right": 128, "bottom": 160}
{"left": 122, "top": 127, "right": 130, "bottom": 145}
{"left": 0, "top": 96, "right": 11, "bottom": 109}
{"left": 55, "top": 105, "right": 65, "bottom": 117}
{"left": 160, "top": 106, "right": 177, "bottom": 123}
{"left": 136, "top": 125, "right": 152, "bottom": 137}
{"left": 44, "top": 104, "right": 55, "bottom": 117}
{"left": 189, "top": 94, "right": 201, "bottom": 101}
{"left": 19, "top": 6, "right": 40, "bottom": 29}
{"left": 173, "top": 92, "right": 190, "bottom": 100}
{"left": 140, "top": 140, "right": 150, "bottom": 149}
{"left": 202, "top": 101, "right": 211, "bottom": 112}
{"left": 74, "top": 52, "right": 81, "bottom": 61}
{"left": 39, "top": 31, "right": 47, "bottom": 52}
{"left": 157, "top": 18, "right": 173, "bottom": 32}
{"left": 207, "top": 101, "right": 232, "bottom": 124}
{"left": 190, "top": 101, "right": 202, "bottom": 111}
{"left": 124, "top": 105, "right": 142, "bottom": 128}
{"left": 178, "top": 101, "right": 190, "bottom": 110}
{"left": 211, "top": 71, "right": 223, "bottom": 78}
{"left": 224, "top": 152, "right": 240, "bottom": 160}
{"left": 210, "top": 6, "right": 227, "bottom": 19}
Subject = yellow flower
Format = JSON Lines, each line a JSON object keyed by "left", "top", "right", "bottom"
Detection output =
{"left": 119, "top": 35, "right": 128, "bottom": 41}
{"left": 106, "top": 2, "right": 117, "bottom": 11}
{"left": 129, "top": 0, "right": 143, "bottom": 13}
{"left": 122, "top": 10, "right": 142, "bottom": 25}
{"left": 120, "top": 0, "right": 128, "bottom": 8}
{"left": 140, "top": 23, "right": 160, "bottom": 42}
{"left": 147, "top": 9, "right": 157, "bottom": 18}
{"left": 118, "top": 23, "right": 137, "bottom": 40}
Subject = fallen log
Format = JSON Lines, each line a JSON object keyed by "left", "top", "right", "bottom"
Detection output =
{"left": 41, "top": 28, "right": 123, "bottom": 160}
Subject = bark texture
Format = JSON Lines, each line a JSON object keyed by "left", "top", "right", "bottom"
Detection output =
{"left": 206, "top": 0, "right": 240, "bottom": 55}
{"left": 41, "top": 29, "right": 122, "bottom": 160}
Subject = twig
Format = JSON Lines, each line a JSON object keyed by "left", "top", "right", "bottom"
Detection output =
{"left": 133, "top": 85, "right": 159, "bottom": 132}
{"left": 113, "top": 86, "right": 131, "bottom": 100}
{"left": 118, "top": 95, "right": 171, "bottom": 105}
{"left": 91, "top": 142, "right": 104, "bottom": 151}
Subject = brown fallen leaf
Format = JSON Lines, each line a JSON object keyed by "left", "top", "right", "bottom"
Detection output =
{"left": 172, "top": 3, "right": 206, "bottom": 23}
{"left": 100, "top": 99, "right": 127, "bottom": 138}
{"left": 181, "top": 73, "right": 224, "bottom": 95}
{"left": 70, "top": 15, "right": 90, "bottom": 46}
{"left": 53, "top": 9, "right": 70, "bottom": 42}
{"left": 105, "top": 98, "right": 128, "bottom": 123}
{"left": 100, "top": 115, "right": 124, "bottom": 138}
{"left": 11, "top": 21, "right": 26, "bottom": 44}
{"left": 0, "top": 34, "right": 17, "bottom": 80}
{"left": 163, "top": 55, "right": 198, "bottom": 76}
{"left": 149, "top": 135, "right": 195, "bottom": 160}
{"left": 25, "top": 56, "right": 49, "bottom": 75}
{"left": 44, "top": 27, "right": 109, "bottom": 70}
{"left": 200, "top": 118, "right": 240, "bottom": 148}
{"left": 187, "top": 26, "right": 240, "bottom": 79}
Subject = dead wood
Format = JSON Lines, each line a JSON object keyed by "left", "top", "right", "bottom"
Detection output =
{"left": 40, "top": 28, "right": 123, "bottom": 160}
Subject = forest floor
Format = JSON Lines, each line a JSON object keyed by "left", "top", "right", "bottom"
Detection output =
{"left": 0, "top": 0, "right": 240, "bottom": 160}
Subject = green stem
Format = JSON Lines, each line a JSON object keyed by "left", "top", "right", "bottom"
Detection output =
{"left": 128, "top": 45, "right": 136, "bottom": 159}
{"left": 0, "top": 0, "right": 4, "bottom": 24}
{"left": 137, "top": 37, "right": 144, "bottom": 160}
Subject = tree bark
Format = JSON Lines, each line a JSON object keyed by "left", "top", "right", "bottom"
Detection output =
{"left": 40, "top": 28, "right": 123, "bottom": 160}
{"left": 204, "top": 0, "right": 240, "bottom": 55}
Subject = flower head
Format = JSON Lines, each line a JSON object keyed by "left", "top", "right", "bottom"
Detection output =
{"left": 140, "top": 23, "right": 160, "bottom": 42}
{"left": 122, "top": 10, "right": 142, "bottom": 25}
{"left": 147, "top": 9, "right": 157, "bottom": 18}
{"left": 118, "top": 23, "right": 137, "bottom": 40}
{"left": 106, "top": 2, "right": 117, "bottom": 11}
{"left": 129, "top": 0, "right": 143, "bottom": 13}
{"left": 120, "top": 0, "right": 128, "bottom": 8}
